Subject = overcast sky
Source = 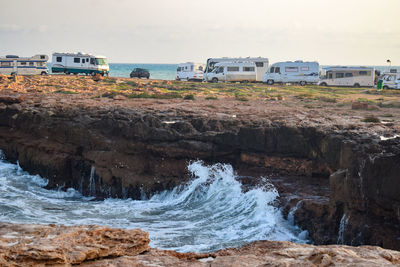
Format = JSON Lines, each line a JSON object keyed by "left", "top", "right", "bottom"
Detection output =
{"left": 0, "top": 0, "right": 399, "bottom": 65}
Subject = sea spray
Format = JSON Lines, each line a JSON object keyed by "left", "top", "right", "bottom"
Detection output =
{"left": 0, "top": 158, "right": 308, "bottom": 252}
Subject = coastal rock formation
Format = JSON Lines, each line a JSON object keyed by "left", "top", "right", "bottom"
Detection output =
{"left": 0, "top": 223, "right": 399, "bottom": 267}
{"left": 0, "top": 223, "right": 149, "bottom": 266}
{"left": 0, "top": 76, "right": 399, "bottom": 250}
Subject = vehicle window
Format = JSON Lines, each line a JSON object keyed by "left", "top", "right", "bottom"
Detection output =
{"left": 86, "top": 58, "right": 89, "bottom": 62}
{"left": 255, "top": 62, "right": 264, "bottom": 67}
{"left": 177, "top": 67, "right": 181, "bottom": 71}
{"left": 90, "top": 58, "right": 95, "bottom": 65}
{"left": 359, "top": 71, "right": 368, "bottom": 76}
{"left": 40, "top": 55, "right": 45, "bottom": 59}
{"left": 285, "top": 67, "right": 298, "bottom": 72}
{"left": 74, "top": 58, "right": 80, "bottom": 63}
{"left": 390, "top": 69, "right": 397, "bottom": 73}
{"left": 56, "top": 57, "right": 62, "bottom": 62}
{"left": 243, "top": 67, "right": 255, "bottom": 72}
{"left": 20, "top": 62, "right": 27, "bottom": 66}
{"left": 328, "top": 73, "right": 333, "bottom": 79}
{"left": 1, "top": 62, "right": 11, "bottom": 66}
{"left": 336, "top": 73, "right": 344, "bottom": 78}
{"left": 270, "top": 67, "right": 275, "bottom": 73}
{"left": 95, "top": 58, "right": 107, "bottom": 65}
{"left": 29, "top": 62, "right": 34, "bottom": 66}
{"left": 81, "top": 58, "right": 85, "bottom": 63}
{"left": 275, "top": 67, "right": 280, "bottom": 73}
{"left": 227, "top": 67, "right": 239, "bottom": 72}
{"left": 345, "top": 73, "right": 353, "bottom": 77}
{"left": 216, "top": 67, "right": 224, "bottom": 73}
{"left": 301, "top": 66, "right": 309, "bottom": 71}
{"left": 191, "top": 66, "right": 194, "bottom": 71}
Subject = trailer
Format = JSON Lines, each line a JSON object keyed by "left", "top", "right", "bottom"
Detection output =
{"left": 51, "top": 52, "right": 109, "bottom": 76}
{"left": 176, "top": 62, "right": 205, "bottom": 81}
{"left": 0, "top": 54, "right": 48, "bottom": 76}
{"left": 204, "top": 57, "right": 268, "bottom": 82}
{"left": 319, "top": 66, "right": 375, "bottom": 87}
{"left": 262, "top": 61, "right": 319, "bottom": 85}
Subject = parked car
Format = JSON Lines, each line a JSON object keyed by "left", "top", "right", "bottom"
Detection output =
{"left": 130, "top": 68, "right": 150, "bottom": 79}
{"left": 395, "top": 79, "right": 400, "bottom": 90}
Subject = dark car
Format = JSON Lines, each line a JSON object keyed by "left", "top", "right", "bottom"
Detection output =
{"left": 130, "top": 68, "right": 150, "bottom": 79}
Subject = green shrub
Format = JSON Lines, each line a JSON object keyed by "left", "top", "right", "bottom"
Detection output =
{"left": 183, "top": 94, "right": 195, "bottom": 100}
{"left": 361, "top": 116, "right": 380, "bottom": 123}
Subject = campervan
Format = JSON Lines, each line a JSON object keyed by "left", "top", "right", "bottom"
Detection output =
{"left": 204, "top": 57, "right": 268, "bottom": 82}
{"left": 205, "top": 62, "right": 257, "bottom": 83}
{"left": 381, "top": 68, "right": 400, "bottom": 89}
{"left": 51, "top": 52, "right": 109, "bottom": 76}
{"left": 0, "top": 54, "right": 48, "bottom": 76}
{"left": 262, "top": 61, "right": 319, "bottom": 85}
{"left": 319, "top": 67, "right": 375, "bottom": 87}
{"left": 176, "top": 62, "right": 205, "bottom": 81}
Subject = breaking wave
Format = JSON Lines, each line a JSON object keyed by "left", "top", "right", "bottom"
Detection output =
{"left": 0, "top": 157, "right": 307, "bottom": 252}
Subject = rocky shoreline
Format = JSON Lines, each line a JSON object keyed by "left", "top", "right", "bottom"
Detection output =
{"left": 0, "top": 75, "right": 400, "bottom": 259}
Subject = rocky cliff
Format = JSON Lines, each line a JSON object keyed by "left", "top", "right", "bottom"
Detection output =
{"left": 0, "top": 76, "right": 399, "bottom": 251}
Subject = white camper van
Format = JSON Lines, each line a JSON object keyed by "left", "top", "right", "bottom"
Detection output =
{"left": 381, "top": 68, "right": 400, "bottom": 89}
{"left": 263, "top": 61, "right": 319, "bottom": 85}
{"left": 205, "top": 62, "right": 257, "bottom": 83}
{"left": 176, "top": 62, "right": 205, "bottom": 81}
{"left": 0, "top": 54, "right": 48, "bottom": 76}
{"left": 319, "top": 67, "right": 375, "bottom": 87}
{"left": 51, "top": 52, "right": 109, "bottom": 76}
{"left": 204, "top": 57, "right": 268, "bottom": 82}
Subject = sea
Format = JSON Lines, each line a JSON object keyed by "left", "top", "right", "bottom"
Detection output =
{"left": 0, "top": 153, "right": 308, "bottom": 252}
{"left": 47, "top": 63, "right": 398, "bottom": 80}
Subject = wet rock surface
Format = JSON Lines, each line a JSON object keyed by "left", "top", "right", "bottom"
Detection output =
{"left": 0, "top": 223, "right": 400, "bottom": 267}
{"left": 0, "top": 76, "right": 400, "bottom": 251}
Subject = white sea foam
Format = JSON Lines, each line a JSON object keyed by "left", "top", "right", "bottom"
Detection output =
{"left": 0, "top": 157, "right": 308, "bottom": 252}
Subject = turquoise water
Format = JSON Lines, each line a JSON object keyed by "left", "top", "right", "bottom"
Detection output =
{"left": 109, "top": 63, "right": 177, "bottom": 80}
{"left": 47, "top": 63, "right": 399, "bottom": 81}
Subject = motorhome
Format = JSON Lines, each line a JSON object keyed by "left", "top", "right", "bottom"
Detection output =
{"left": 205, "top": 62, "right": 257, "bottom": 83}
{"left": 262, "top": 61, "right": 319, "bottom": 85}
{"left": 204, "top": 57, "right": 268, "bottom": 82}
{"left": 51, "top": 52, "right": 109, "bottom": 76}
{"left": 0, "top": 54, "right": 48, "bottom": 76}
{"left": 176, "top": 62, "right": 205, "bottom": 81}
{"left": 319, "top": 67, "right": 375, "bottom": 87}
{"left": 381, "top": 68, "right": 400, "bottom": 89}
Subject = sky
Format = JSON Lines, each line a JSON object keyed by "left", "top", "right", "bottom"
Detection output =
{"left": 0, "top": 0, "right": 399, "bottom": 65}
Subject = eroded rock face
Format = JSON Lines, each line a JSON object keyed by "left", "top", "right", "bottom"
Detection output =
{"left": 1, "top": 223, "right": 399, "bottom": 267}
{"left": 0, "top": 223, "right": 149, "bottom": 266}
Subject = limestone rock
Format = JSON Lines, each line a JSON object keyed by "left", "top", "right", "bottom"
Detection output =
{"left": 0, "top": 223, "right": 149, "bottom": 266}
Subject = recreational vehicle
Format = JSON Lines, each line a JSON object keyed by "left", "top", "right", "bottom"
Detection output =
{"left": 205, "top": 62, "right": 257, "bottom": 83}
{"left": 204, "top": 57, "right": 268, "bottom": 82}
{"left": 51, "top": 52, "right": 109, "bottom": 76}
{"left": 381, "top": 68, "right": 400, "bottom": 89}
{"left": 319, "top": 67, "right": 375, "bottom": 87}
{"left": 262, "top": 61, "right": 319, "bottom": 85}
{"left": 0, "top": 54, "right": 48, "bottom": 76}
{"left": 176, "top": 62, "right": 205, "bottom": 81}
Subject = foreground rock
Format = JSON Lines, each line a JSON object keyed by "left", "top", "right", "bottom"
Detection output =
{"left": 0, "top": 223, "right": 399, "bottom": 267}
{"left": 0, "top": 223, "right": 149, "bottom": 266}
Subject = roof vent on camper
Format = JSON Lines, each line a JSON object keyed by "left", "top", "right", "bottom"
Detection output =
{"left": 295, "top": 60, "right": 303, "bottom": 63}
{"left": 6, "top": 55, "right": 19, "bottom": 58}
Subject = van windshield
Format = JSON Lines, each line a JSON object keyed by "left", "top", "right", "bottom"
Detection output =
{"left": 95, "top": 58, "right": 107, "bottom": 65}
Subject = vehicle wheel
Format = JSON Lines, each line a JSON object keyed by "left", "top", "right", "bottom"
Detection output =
{"left": 176, "top": 78, "right": 180, "bottom": 81}
{"left": 320, "top": 82, "right": 327, "bottom": 86}
{"left": 64, "top": 70, "right": 69, "bottom": 75}
{"left": 11, "top": 72, "right": 16, "bottom": 77}
{"left": 41, "top": 71, "right": 47, "bottom": 75}
{"left": 212, "top": 77, "right": 218, "bottom": 83}
{"left": 353, "top": 83, "right": 360, "bottom": 88}
{"left": 383, "top": 86, "right": 389, "bottom": 89}
{"left": 300, "top": 81, "right": 306, "bottom": 86}
{"left": 267, "top": 80, "right": 274, "bottom": 85}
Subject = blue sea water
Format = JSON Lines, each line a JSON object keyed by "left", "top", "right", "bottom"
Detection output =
{"left": 109, "top": 63, "right": 177, "bottom": 80}
{"left": 47, "top": 63, "right": 399, "bottom": 81}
